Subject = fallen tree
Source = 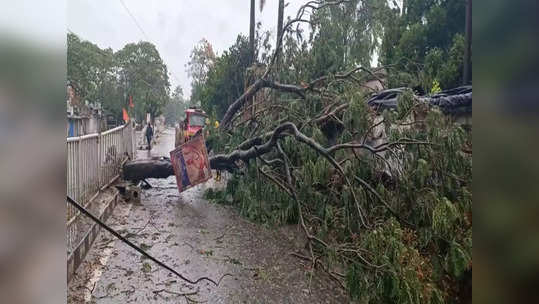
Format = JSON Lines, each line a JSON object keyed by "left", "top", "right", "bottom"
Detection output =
{"left": 123, "top": 156, "right": 174, "bottom": 182}
{"left": 123, "top": 86, "right": 471, "bottom": 180}
{"left": 123, "top": 64, "right": 472, "bottom": 304}
{"left": 124, "top": 1, "right": 472, "bottom": 302}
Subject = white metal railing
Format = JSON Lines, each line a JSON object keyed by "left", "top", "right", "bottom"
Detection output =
{"left": 66, "top": 122, "right": 135, "bottom": 252}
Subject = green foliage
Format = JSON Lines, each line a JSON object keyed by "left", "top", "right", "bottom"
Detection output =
{"left": 308, "top": 0, "right": 388, "bottom": 75}
{"left": 345, "top": 91, "right": 370, "bottom": 134}
{"left": 432, "top": 197, "right": 459, "bottom": 238}
{"left": 115, "top": 41, "right": 170, "bottom": 121}
{"left": 381, "top": 0, "right": 467, "bottom": 90}
{"left": 206, "top": 164, "right": 297, "bottom": 225}
{"left": 446, "top": 240, "right": 471, "bottom": 279}
{"left": 347, "top": 218, "right": 445, "bottom": 304}
{"left": 67, "top": 33, "right": 124, "bottom": 119}
{"left": 209, "top": 90, "right": 472, "bottom": 302}
{"left": 396, "top": 89, "right": 415, "bottom": 120}
{"left": 67, "top": 33, "right": 115, "bottom": 101}
{"left": 163, "top": 86, "right": 186, "bottom": 125}
{"left": 424, "top": 34, "right": 466, "bottom": 90}
{"left": 430, "top": 79, "right": 442, "bottom": 94}
{"left": 190, "top": 35, "right": 251, "bottom": 119}
{"left": 186, "top": 38, "right": 216, "bottom": 89}
{"left": 67, "top": 33, "right": 172, "bottom": 123}
{"left": 197, "top": 1, "right": 471, "bottom": 302}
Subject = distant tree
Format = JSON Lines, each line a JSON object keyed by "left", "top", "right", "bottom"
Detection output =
{"left": 67, "top": 33, "right": 123, "bottom": 119}
{"left": 191, "top": 35, "right": 251, "bottom": 119}
{"left": 186, "top": 38, "right": 216, "bottom": 96}
{"left": 68, "top": 33, "right": 172, "bottom": 123}
{"left": 115, "top": 41, "right": 170, "bottom": 122}
{"left": 380, "top": 0, "right": 467, "bottom": 90}
{"left": 67, "top": 33, "right": 114, "bottom": 101}
{"left": 164, "top": 85, "right": 186, "bottom": 125}
{"left": 272, "top": 0, "right": 388, "bottom": 83}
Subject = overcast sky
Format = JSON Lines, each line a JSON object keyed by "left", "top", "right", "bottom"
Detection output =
{"left": 68, "top": 0, "right": 307, "bottom": 97}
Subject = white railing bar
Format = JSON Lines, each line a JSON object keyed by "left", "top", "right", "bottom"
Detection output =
{"left": 67, "top": 132, "right": 98, "bottom": 142}
{"left": 102, "top": 124, "right": 125, "bottom": 136}
{"left": 67, "top": 124, "right": 126, "bottom": 142}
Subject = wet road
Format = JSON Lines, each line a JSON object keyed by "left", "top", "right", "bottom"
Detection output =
{"left": 68, "top": 128, "right": 347, "bottom": 303}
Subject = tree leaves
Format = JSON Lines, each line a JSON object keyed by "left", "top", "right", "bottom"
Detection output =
{"left": 381, "top": 0, "right": 467, "bottom": 90}
{"left": 67, "top": 33, "right": 171, "bottom": 122}
{"left": 115, "top": 41, "right": 170, "bottom": 121}
{"left": 190, "top": 35, "right": 251, "bottom": 119}
{"left": 191, "top": 1, "right": 472, "bottom": 302}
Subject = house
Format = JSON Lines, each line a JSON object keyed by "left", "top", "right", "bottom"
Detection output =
{"left": 67, "top": 82, "right": 103, "bottom": 137}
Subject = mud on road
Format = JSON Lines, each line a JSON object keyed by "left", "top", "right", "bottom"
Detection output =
{"left": 68, "top": 128, "right": 347, "bottom": 303}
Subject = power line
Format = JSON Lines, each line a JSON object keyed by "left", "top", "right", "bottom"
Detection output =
{"left": 118, "top": 0, "right": 181, "bottom": 85}
{"left": 119, "top": 0, "right": 150, "bottom": 41}
{"left": 66, "top": 195, "right": 225, "bottom": 286}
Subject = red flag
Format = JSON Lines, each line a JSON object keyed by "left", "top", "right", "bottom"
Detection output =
{"left": 122, "top": 108, "right": 129, "bottom": 122}
{"left": 129, "top": 95, "right": 134, "bottom": 108}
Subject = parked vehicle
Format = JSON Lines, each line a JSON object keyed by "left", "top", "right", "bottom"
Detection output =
{"left": 175, "top": 108, "right": 208, "bottom": 147}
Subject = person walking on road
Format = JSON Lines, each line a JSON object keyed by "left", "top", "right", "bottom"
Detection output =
{"left": 145, "top": 122, "right": 153, "bottom": 150}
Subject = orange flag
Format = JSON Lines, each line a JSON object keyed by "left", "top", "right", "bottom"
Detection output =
{"left": 129, "top": 95, "right": 134, "bottom": 108}
{"left": 122, "top": 108, "right": 129, "bottom": 122}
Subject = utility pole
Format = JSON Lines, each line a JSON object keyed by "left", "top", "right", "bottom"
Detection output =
{"left": 463, "top": 0, "right": 472, "bottom": 84}
{"left": 249, "top": 0, "right": 256, "bottom": 65}
{"left": 277, "top": 0, "right": 284, "bottom": 44}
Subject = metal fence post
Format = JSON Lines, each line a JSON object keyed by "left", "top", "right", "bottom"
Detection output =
{"left": 97, "top": 131, "right": 101, "bottom": 188}
{"left": 77, "top": 136, "right": 82, "bottom": 203}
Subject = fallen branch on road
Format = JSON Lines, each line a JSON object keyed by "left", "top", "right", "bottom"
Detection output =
{"left": 152, "top": 288, "right": 198, "bottom": 297}
{"left": 290, "top": 252, "right": 346, "bottom": 289}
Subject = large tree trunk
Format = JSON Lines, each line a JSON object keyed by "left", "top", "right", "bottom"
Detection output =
{"left": 123, "top": 157, "right": 174, "bottom": 182}
{"left": 249, "top": 0, "right": 256, "bottom": 65}
{"left": 122, "top": 156, "right": 235, "bottom": 182}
